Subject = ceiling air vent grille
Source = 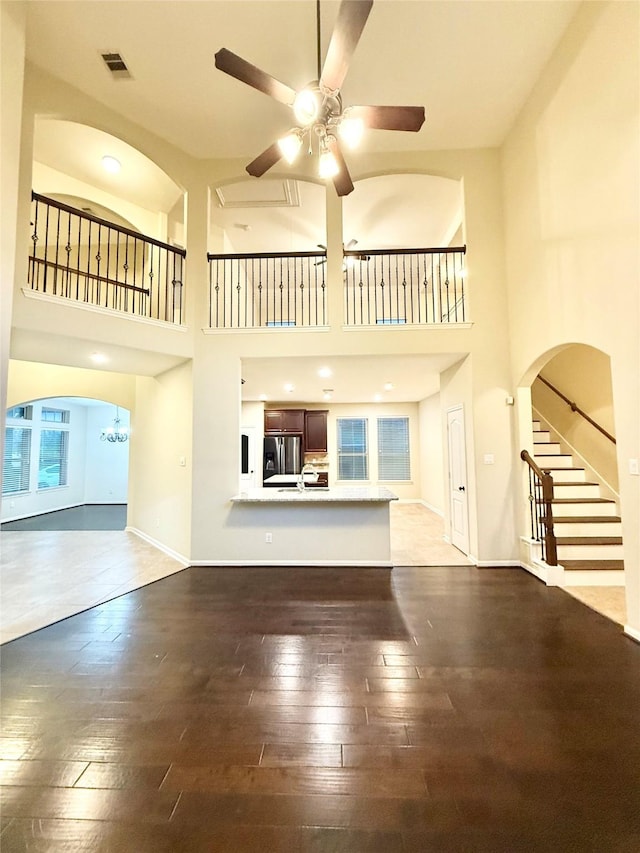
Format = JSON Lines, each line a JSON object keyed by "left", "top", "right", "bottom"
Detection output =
{"left": 100, "top": 52, "right": 132, "bottom": 80}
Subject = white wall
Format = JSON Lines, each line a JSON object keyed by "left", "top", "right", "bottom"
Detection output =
{"left": 128, "top": 361, "right": 193, "bottom": 561}
{"left": 502, "top": 1, "right": 640, "bottom": 630}
{"left": 0, "top": 2, "right": 26, "bottom": 475}
{"left": 32, "top": 162, "right": 163, "bottom": 240}
{"left": 84, "top": 405, "right": 129, "bottom": 503}
{"left": 418, "top": 392, "right": 444, "bottom": 513}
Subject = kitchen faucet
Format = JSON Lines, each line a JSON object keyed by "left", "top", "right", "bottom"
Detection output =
{"left": 298, "top": 463, "right": 316, "bottom": 491}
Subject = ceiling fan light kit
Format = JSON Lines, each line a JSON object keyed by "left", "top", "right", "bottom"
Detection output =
{"left": 214, "top": 0, "right": 425, "bottom": 197}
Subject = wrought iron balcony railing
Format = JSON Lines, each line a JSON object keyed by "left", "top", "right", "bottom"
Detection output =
{"left": 344, "top": 246, "right": 467, "bottom": 326}
{"left": 207, "top": 251, "right": 327, "bottom": 329}
{"left": 28, "top": 192, "right": 185, "bottom": 324}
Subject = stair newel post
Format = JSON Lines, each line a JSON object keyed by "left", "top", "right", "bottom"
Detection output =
{"left": 541, "top": 470, "right": 558, "bottom": 566}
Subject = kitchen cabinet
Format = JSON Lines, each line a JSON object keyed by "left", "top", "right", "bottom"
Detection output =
{"left": 264, "top": 409, "right": 305, "bottom": 434}
{"left": 304, "top": 410, "right": 328, "bottom": 453}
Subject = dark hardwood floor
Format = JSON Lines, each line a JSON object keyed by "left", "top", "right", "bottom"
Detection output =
{"left": 1, "top": 565, "right": 640, "bottom": 852}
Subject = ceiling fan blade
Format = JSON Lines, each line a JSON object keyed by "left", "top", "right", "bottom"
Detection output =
{"left": 246, "top": 142, "right": 283, "bottom": 178}
{"left": 215, "top": 48, "right": 296, "bottom": 106}
{"left": 320, "top": 0, "right": 373, "bottom": 92}
{"left": 327, "top": 137, "right": 354, "bottom": 197}
{"left": 349, "top": 105, "right": 426, "bottom": 132}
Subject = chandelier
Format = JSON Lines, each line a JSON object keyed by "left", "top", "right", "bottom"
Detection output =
{"left": 100, "top": 407, "right": 129, "bottom": 443}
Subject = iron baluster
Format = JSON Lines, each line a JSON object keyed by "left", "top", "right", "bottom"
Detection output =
{"left": 65, "top": 210, "right": 73, "bottom": 299}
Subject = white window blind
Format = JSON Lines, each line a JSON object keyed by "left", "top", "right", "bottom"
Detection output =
{"left": 377, "top": 417, "right": 410, "bottom": 481}
{"left": 41, "top": 407, "right": 70, "bottom": 424}
{"left": 38, "top": 429, "right": 69, "bottom": 489}
{"left": 2, "top": 428, "right": 32, "bottom": 494}
{"left": 337, "top": 418, "right": 368, "bottom": 480}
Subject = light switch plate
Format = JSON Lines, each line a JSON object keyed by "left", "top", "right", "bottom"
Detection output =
{"left": 629, "top": 458, "right": 639, "bottom": 476}
{"left": 483, "top": 453, "right": 495, "bottom": 465}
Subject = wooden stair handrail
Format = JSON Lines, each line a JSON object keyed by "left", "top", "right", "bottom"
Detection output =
{"left": 521, "top": 449, "right": 558, "bottom": 566}
{"left": 538, "top": 375, "right": 616, "bottom": 444}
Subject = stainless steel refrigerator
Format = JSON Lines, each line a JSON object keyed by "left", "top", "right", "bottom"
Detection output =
{"left": 263, "top": 435, "right": 302, "bottom": 485}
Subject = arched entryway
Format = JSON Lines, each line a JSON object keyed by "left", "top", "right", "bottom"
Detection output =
{"left": 517, "top": 343, "right": 625, "bottom": 625}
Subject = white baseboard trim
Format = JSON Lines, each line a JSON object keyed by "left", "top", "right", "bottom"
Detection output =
{"left": 475, "top": 560, "right": 521, "bottom": 568}
{"left": 624, "top": 624, "right": 640, "bottom": 644}
{"left": 519, "top": 559, "right": 563, "bottom": 586}
{"left": 125, "top": 526, "right": 190, "bottom": 567}
{"left": 188, "top": 559, "right": 394, "bottom": 568}
{"left": 417, "top": 499, "right": 444, "bottom": 517}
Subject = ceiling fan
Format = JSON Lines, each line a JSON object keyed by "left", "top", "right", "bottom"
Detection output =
{"left": 315, "top": 238, "right": 370, "bottom": 266}
{"left": 214, "top": 0, "right": 425, "bottom": 197}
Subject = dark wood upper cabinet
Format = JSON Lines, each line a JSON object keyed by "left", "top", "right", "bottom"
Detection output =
{"left": 264, "top": 409, "right": 305, "bottom": 434}
{"left": 304, "top": 410, "right": 328, "bottom": 453}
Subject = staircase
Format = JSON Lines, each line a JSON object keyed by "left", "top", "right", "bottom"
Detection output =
{"left": 531, "top": 417, "right": 624, "bottom": 585}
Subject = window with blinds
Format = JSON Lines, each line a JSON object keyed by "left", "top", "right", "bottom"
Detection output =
{"left": 337, "top": 418, "right": 368, "bottom": 480}
{"left": 41, "top": 407, "right": 70, "bottom": 424}
{"left": 377, "top": 417, "right": 410, "bottom": 481}
{"left": 38, "top": 429, "right": 69, "bottom": 489}
{"left": 2, "top": 428, "right": 32, "bottom": 494}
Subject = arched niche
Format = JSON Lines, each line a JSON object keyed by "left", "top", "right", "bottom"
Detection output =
{"left": 342, "top": 173, "right": 464, "bottom": 249}
{"left": 32, "top": 119, "right": 185, "bottom": 245}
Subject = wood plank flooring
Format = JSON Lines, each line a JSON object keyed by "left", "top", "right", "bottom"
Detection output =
{"left": 2, "top": 565, "right": 640, "bottom": 852}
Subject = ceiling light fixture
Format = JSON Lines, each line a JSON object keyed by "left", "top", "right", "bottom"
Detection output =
{"left": 318, "top": 367, "right": 332, "bottom": 378}
{"left": 277, "top": 130, "right": 303, "bottom": 164}
{"left": 323, "top": 389, "right": 333, "bottom": 400}
{"left": 384, "top": 382, "right": 393, "bottom": 391}
{"left": 101, "top": 155, "right": 121, "bottom": 174}
{"left": 284, "top": 383, "right": 295, "bottom": 393}
{"left": 90, "top": 352, "right": 108, "bottom": 364}
{"left": 318, "top": 138, "right": 339, "bottom": 179}
{"left": 338, "top": 114, "right": 364, "bottom": 149}
{"left": 100, "top": 406, "right": 129, "bottom": 443}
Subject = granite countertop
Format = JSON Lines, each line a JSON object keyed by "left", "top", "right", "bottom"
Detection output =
{"left": 231, "top": 487, "right": 398, "bottom": 503}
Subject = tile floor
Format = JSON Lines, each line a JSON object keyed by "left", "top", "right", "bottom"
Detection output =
{"left": 0, "top": 530, "right": 187, "bottom": 645}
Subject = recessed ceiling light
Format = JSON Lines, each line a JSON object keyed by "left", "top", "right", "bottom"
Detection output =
{"left": 259, "top": 393, "right": 268, "bottom": 401}
{"left": 322, "top": 389, "right": 333, "bottom": 401}
{"left": 90, "top": 352, "right": 108, "bottom": 364}
{"left": 384, "top": 382, "right": 393, "bottom": 391}
{"left": 102, "top": 155, "right": 121, "bottom": 174}
{"left": 318, "top": 367, "right": 332, "bottom": 378}
{"left": 374, "top": 393, "right": 382, "bottom": 403}
{"left": 284, "top": 383, "right": 294, "bottom": 393}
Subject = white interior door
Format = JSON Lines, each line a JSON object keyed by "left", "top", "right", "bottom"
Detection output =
{"left": 447, "top": 405, "right": 470, "bottom": 554}
{"left": 240, "top": 427, "right": 257, "bottom": 489}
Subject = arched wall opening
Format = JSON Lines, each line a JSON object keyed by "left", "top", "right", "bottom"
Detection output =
{"left": 32, "top": 119, "right": 185, "bottom": 245}
{"left": 2, "top": 395, "right": 130, "bottom": 525}
{"left": 516, "top": 342, "right": 624, "bottom": 607}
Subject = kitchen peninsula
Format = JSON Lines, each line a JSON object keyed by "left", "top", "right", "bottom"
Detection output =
{"left": 229, "top": 486, "right": 398, "bottom": 566}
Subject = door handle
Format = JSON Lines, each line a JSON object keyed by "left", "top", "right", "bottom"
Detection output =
{"left": 458, "top": 485, "right": 465, "bottom": 491}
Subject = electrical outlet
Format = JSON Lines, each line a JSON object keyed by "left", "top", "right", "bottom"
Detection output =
{"left": 265, "top": 532, "right": 272, "bottom": 543}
